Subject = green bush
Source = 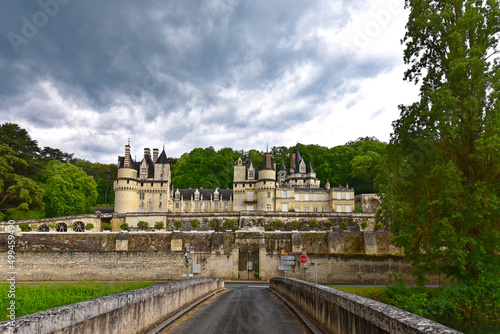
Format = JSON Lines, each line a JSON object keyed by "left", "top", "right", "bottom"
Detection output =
{"left": 85, "top": 223, "right": 94, "bottom": 231}
{"left": 120, "top": 223, "right": 129, "bottom": 231}
{"left": 154, "top": 222, "right": 164, "bottom": 230}
{"left": 102, "top": 222, "right": 112, "bottom": 230}
{"left": 361, "top": 222, "right": 368, "bottom": 230}
{"left": 272, "top": 220, "right": 284, "bottom": 229}
{"left": 208, "top": 220, "right": 217, "bottom": 229}
{"left": 354, "top": 203, "right": 363, "bottom": 213}
{"left": 173, "top": 220, "right": 183, "bottom": 230}
{"left": 265, "top": 226, "right": 274, "bottom": 231}
{"left": 137, "top": 221, "right": 149, "bottom": 230}
{"left": 324, "top": 221, "right": 333, "bottom": 229}
{"left": 19, "top": 223, "right": 31, "bottom": 231}
{"left": 380, "top": 276, "right": 429, "bottom": 316}
{"left": 340, "top": 222, "right": 348, "bottom": 229}
{"left": 254, "top": 262, "right": 259, "bottom": 279}
{"left": 290, "top": 220, "right": 299, "bottom": 230}
{"left": 309, "top": 220, "right": 318, "bottom": 229}
{"left": 375, "top": 222, "right": 384, "bottom": 230}
{"left": 222, "top": 219, "right": 236, "bottom": 230}
{"left": 191, "top": 219, "right": 200, "bottom": 230}
{"left": 48, "top": 223, "right": 56, "bottom": 229}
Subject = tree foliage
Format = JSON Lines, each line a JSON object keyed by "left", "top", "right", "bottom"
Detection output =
{"left": 40, "top": 160, "right": 98, "bottom": 217}
{"left": 378, "top": 0, "right": 500, "bottom": 286}
{"left": 0, "top": 143, "right": 44, "bottom": 220}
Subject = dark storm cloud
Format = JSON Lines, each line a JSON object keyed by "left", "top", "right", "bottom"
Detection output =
{"left": 0, "top": 0, "right": 408, "bottom": 162}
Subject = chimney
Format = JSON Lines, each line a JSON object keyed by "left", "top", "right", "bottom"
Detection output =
{"left": 153, "top": 148, "right": 159, "bottom": 162}
{"left": 266, "top": 153, "right": 272, "bottom": 169}
{"left": 144, "top": 148, "right": 150, "bottom": 157}
{"left": 124, "top": 144, "right": 131, "bottom": 168}
{"left": 290, "top": 153, "right": 296, "bottom": 172}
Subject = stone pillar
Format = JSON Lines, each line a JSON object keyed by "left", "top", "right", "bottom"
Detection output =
{"left": 291, "top": 232, "right": 302, "bottom": 253}
{"left": 171, "top": 232, "right": 183, "bottom": 251}
{"left": 327, "top": 231, "right": 342, "bottom": 253}
{"left": 231, "top": 247, "right": 239, "bottom": 280}
{"left": 363, "top": 232, "right": 377, "bottom": 255}
{"left": 115, "top": 232, "right": 129, "bottom": 251}
{"left": 258, "top": 244, "right": 267, "bottom": 280}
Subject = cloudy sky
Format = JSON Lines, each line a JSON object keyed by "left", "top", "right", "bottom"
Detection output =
{"left": 1, "top": 0, "right": 419, "bottom": 164}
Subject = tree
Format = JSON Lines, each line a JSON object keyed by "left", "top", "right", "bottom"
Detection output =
{"left": 0, "top": 143, "right": 44, "bottom": 220}
{"left": 0, "top": 123, "right": 42, "bottom": 177}
{"left": 40, "top": 160, "right": 98, "bottom": 217}
{"left": 378, "top": 0, "right": 500, "bottom": 288}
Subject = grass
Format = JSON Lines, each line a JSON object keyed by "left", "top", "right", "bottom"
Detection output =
{"left": 329, "top": 286, "right": 386, "bottom": 300}
{"left": 0, "top": 281, "right": 153, "bottom": 321}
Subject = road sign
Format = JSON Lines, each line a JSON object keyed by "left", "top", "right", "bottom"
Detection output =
{"left": 184, "top": 257, "right": 193, "bottom": 267}
{"left": 277, "top": 265, "right": 292, "bottom": 271}
{"left": 280, "top": 260, "right": 295, "bottom": 265}
{"left": 281, "top": 255, "right": 295, "bottom": 261}
{"left": 299, "top": 255, "right": 308, "bottom": 264}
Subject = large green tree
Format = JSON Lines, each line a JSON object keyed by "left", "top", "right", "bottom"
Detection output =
{"left": 40, "top": 161, "right": 98, "bottom": 217}
{"left": 0, "top": 143, "right": 44, "bottom": 220}
{"left": 378, "top": 0, "right": 500, "bottom": 287}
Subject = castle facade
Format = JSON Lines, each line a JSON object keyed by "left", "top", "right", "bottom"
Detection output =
{"left": 113, "top": 144, "right": 354, "bottom": 214}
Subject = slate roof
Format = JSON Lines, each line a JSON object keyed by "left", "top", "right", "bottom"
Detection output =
{"left": 156, "top": 149, "right": 168, "bottom": 164}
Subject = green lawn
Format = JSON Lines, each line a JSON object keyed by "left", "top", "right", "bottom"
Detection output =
{"left": 0, "top": 281, "right": 153, "bottom": 321}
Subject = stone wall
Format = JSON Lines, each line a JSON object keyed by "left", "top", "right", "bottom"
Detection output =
{"left": 0, "top": 231, "right": 439, "bottom": 283}
{"left": 0, "top": 278, "right": 224, "bottom": 334}
{"left": 270, "top": 278, "right": 460, "bottom": 334}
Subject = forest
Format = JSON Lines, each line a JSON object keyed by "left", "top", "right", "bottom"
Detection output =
{"left": 0, "top": 122, "right": 386, "bottom": 221}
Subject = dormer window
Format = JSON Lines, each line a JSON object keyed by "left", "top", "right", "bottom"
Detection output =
{"left": 141, "top": 168, "right": 147, "bottom": 179}
{"left": 249, "top": 171, "right": 254, "bottom": 178}
{"left": 175, "top": 192, "right": 180, "bottom": 200}
{"left": 195, "top": 192, "right": 200, "bottom": 200}
{"left": 214, "top": 193, "right": 219, "bottom": 200}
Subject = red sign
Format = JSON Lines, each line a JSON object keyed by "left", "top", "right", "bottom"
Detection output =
{"left": 299, "top": 255, "right": 308, "bottom": 264}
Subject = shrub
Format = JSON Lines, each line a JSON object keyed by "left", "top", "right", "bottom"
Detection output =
{"left": 380, "top": 276, "right": 428, "bottom": 316}
{"left": 31, "top": 224, "right": 38, "bottom": 231}
{"left": 154, "top": 222, "right": 164, "bottom": 230}
{"left": 340, "top": 222, "right": 348, "bottom": 229}
{"left": 272, "top": 220, "right": 284, "bottom": 229}
{"left": 324, "top": 221, "right": 333, "bottom": 229}
{"left": 309, "top": 220, "right": 318, "bottom": 229}
{"left": 208, "top": 220, "right": 217, "bottom": 229}
{"left": 361, "top": 222, "right": 368, "bottom": 230}
{"left": 102, "top": 222, "right": 112, "bottom": 230}
{"left": 254, "top": 262, "right": 260, "bottom": 279}
{"left": 354, "top": 203, "right": 363, "bottom": 213}
{"left": 173, "top": 220, "right": 183, "bottom": 230}
{"left": 19, "top": 223, "right": 31, "bottom": 231}
{"left": 137, "top": 221, "right": 149, "bottom": 230}
{"left": 191, "top": 219, "right": 200, "bottom": 230}
{"left": 265, "top": 226, "right": 274, "bottom": 231}
{"left": 120, "top": 223, "right": 129, "bottom": 231}
{"left": 375, "top": 222, "right": 384, "bottom": 230}
{"left": 48, "top": 223, "right": 56, "bottom": 229}
{"left": 85, "top": 223, "right": 94, "bottom": 231}
{"left": 223, "top": 219, "right": 236, "bottom": 230}
{"left": 290, "top": 220, "right": 299, "bottom": 230}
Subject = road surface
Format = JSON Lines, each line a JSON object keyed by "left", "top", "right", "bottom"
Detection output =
{"left": 167, "top": 282, "right": 306, "bottom": 334}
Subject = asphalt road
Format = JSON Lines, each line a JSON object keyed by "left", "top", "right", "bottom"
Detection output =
{"left": 168, "top": 283, "right": 306, "bottom": 334}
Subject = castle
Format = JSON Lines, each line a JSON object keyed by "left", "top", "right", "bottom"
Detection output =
{"left": 113, "top": 144, "right": 355, "bottom": 214}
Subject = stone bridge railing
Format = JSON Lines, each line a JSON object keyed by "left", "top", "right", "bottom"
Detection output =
{"left": 270, "top": 278, "right": 461, "bottom": 334}
{"left": 0, "top": 278, "right": 224, "bottom": 334}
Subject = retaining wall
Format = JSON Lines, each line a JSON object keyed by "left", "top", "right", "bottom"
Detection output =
{"left": 0, "top": 278, "right": 224, "bottom": 334}
{"left": 270, "top": 278, "right": 460, "bottom": 334}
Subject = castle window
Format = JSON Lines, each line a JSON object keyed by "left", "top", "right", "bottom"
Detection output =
{"left": 337, "top": 192, "right": 342, "bottom": 200}
{"left": 313, "top": 207, "right": 318, "bottom": 212}
{"left": 224, "top": 202, "right": 228, "bottom": 208}
{"left": 159, "top": 193, "right": 162, "bottom": 198}
{"left": 195, "top": 202, "right": 199, "bottom": 208}
{"left": 141, "top": 183, "right": 144, "bottom": 187}
{"left": 267, "top": 192, "right": 271, "bottom": 198}
{"left": 282, "top": 191, "right": 288, "bottom": 198}
{"left": 214, "top": 193, "right": 219, "bottom": 200}
{"left": 185, "top": 203, "right": 189, "bottom": 208}
{"left": 249, "top": 171, "right": 254, "bottom": 178}
{"left": 247, "top": 191, "right": 254, "bottom": 201}
{"left": 346, "top": 192, "right": 351, "bottom": 200}
{"left": 141, "top": 168, "right": 147, "bottom": 179}
{"left": 322, "top": 207, "right": 327, "bottom": 212}
{"left": 205, "top": 202, "right": 209, "bottom": 208}
{"left": 161, "top": 183, "right": 163, "bottom": 187}
{"left": 175, "top": 193, "right": 180, "bottom": 200}
{"left": 151, "top": 183, "right": 153, "bottom": 187}
{"left": 175, "top": 203, "right": 179, "bottom": 208}
{"left": 313, "top": 194, "right": 318, "bottom": 201}
{"left": 322, "top": 194, "right": 327, "bottom": 201}
{"left": 214, "top": 202, "right": 218, "bottom": 208}
{"left": 127, "top": 180, "right": 129, "bottom": 184}
{"left": 160, "top": 173, "right": 163, "bottom": 179}
{"left": 195, "top": 193, "right": 199, "bottom": 200}
{"left": 266, "top": 204, "right": 271, "bottom": 211}
{"left": 159, "top": 202, "right": 162, "bottom": 208}
{"left": 304, "top": 207, "right": 309, "bottom": 212}
{"left": 300, "top": 164, "right": 305, "bottom": 173}
{"left": 336, "top": 205, "right": 342, "bottom": 212}
{"left": 304, "top": 194, "right": 309, "bottom": 201}
{"left": 139, "top": 193, "right": 145, "bottom": 200}
{"left": 345, "top": 205, "right": 351, "bottom": 212}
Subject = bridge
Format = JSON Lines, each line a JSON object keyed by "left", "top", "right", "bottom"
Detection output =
{"left": 0, "top": 278, "right": 461, "bottom": 334}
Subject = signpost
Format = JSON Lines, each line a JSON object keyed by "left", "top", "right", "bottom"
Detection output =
{"left": 277, "top": 265, "right": 292, "bottom": 271}
{"left": 280, "top": 260, "right": 295, "bottom": 265}
{"left": 299, "top": 255, "right": 308, "bottom": 280}
{"left": 279, "top": 255, "right": 296, "bottom": 278}
{"left": 281, "top": 255, "right": 295, "bottom": 261}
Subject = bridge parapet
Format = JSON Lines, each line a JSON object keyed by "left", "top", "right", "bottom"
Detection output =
{"left": 270, "top": 278, "right": 461, "bottom": 334}
{"left": 0, "top": 278, "right": 224, "bottom": 334}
